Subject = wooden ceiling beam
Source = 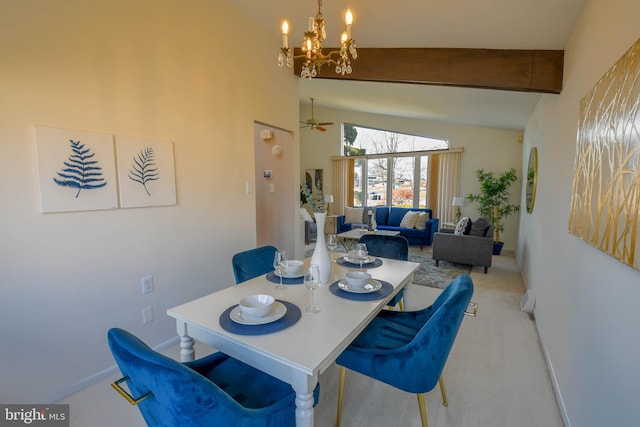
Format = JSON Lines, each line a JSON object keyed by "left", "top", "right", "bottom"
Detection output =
{"left": 293, "top": 48, "right": 564, "bottom": 94}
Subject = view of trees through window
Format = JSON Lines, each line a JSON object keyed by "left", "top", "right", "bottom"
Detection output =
{"left": 343, "top": 124, "right": 449, "bottom": 208}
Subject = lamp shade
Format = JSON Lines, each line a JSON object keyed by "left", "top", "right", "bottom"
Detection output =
{"left": 452, "top": 196, "right": 466, "bottom": 207}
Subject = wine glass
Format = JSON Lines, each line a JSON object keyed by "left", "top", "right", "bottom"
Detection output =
{"left": 304, "top": 264, "right": 321, "bottom": 314}
{"left": 355, "top": 243, "right": 368, "bottom": 270}
{"left": 327, "top": 234, "right": 337, "bottom": 262}
{"left": 273, "top": 250, "right": 287, "bottom": 290}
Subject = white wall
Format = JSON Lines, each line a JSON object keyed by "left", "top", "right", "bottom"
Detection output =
{"left": 517, "top": 0, "right": 640, "bottom": 425}
{"left": 254, "top": 124, "right": 302, "bottom": 258}
{"left": 300, "top": 104, "right": 523, "bottom": 250}
{"left": 0, "top": 0, "right": 299, "bottom": 403}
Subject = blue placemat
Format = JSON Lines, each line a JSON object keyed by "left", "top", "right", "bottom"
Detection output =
{"left": 219, "top": 300, "right": 301, "bottom": 335}
{"left": 336, "top": 257, "right": 383, "bottom": 268}
{"left": 265, "top": 271, "right": 303, "bottom": 285}
{"left": 329, "top": 280, "right": 393, "bottom": 301}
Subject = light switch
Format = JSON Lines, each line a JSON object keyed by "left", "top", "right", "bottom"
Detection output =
{"left": 269, "top": 183, "right": 275, "bottom": 192}
{"left": 245, "top": 182, "right": 253, "bottom": 194}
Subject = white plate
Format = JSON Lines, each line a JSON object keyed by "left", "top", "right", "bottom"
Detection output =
{"left": 343, "top": 255, "right": 376, "bottom": 265}
{"left": 230, "top": 301, "right": 287, "bottom": 325}
{"left": 338, "top": 279, "right": 383, "bottom": 294}
{"left": 274, "top": 271, "right": 304, "bottom": 279}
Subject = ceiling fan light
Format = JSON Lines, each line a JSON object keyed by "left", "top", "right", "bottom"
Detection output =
{"left": 301, "top": 97, "right": 334, "bottom": 132}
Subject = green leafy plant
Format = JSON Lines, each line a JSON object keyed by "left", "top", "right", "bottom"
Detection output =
{"left": 466, "top": 168, "right": 519, "bottom": 242}
{"left": 300, "top": 184, "right": 311, "bottom": 205}
{"left": 301, "top": 182, "right": 327, "bottom": 213}
{"left": 343, "top": 124, "right": 366, "bottom": 156}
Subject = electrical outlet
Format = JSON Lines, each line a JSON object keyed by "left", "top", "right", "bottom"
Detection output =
{"left": 141, "top": 275, "right": 154, "bottom": 294}
{"left": 142, "top": 307, "right": 154, "bottom": 324}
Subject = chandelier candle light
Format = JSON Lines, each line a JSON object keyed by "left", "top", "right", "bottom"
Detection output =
{"left": 278, "top": 0, "right": 357, "bottom": 78}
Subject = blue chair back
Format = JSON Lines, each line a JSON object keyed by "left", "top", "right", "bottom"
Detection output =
{"left": 232, "top": 245, "right": 277, "bottom": 284}
{"left": 337, "top": 274, "right": 473, "bottom": 394}
{"left": 358, "top": 234, "right": 409, "bottom": 261}
{"left": 358, "top": 235, "right": 409, "bottom": 307}
{"left": 107, "top": 328, "right": 297, "bottom": 427}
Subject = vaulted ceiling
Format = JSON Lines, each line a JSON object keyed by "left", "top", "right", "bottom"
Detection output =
{"left": 224, "top": 0, "right": 588, "bottom": 130}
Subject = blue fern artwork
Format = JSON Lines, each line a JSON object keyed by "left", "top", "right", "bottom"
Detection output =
{"left": 53, "top": 139, "right": 107, "bottom": 198}
{"left": 128, "top": 147, "right": 159, "bottom": 196}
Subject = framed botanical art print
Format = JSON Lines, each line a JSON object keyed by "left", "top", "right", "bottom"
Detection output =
{"left": 115, "top": 136, "right": 176, "bottom": 208}
{"left": 36, "top": 125, "right": 118, "bottom": 213}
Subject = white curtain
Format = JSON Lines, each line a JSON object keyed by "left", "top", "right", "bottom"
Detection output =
{"left": 436, "top": 151, "right": 462, "bottom": 223}
{"left": 331, "top": 158, "right": 349, "bottom": 216}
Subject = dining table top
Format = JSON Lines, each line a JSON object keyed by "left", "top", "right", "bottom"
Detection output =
{"left": 167, "top": 255, "right": 420, "bottom": 377}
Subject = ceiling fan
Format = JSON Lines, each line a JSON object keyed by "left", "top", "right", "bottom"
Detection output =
{"left": 300, "top": 97, "right": 334, "bottom": 132}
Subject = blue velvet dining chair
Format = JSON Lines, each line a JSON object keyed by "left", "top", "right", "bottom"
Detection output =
{"left": 335, "top": 274, "right": 474, "bottom": 427}
{"left": 232, "top": 245, "right": 277, "bottom": 284}
{"left": 358, "top": 234, "right": 409, "bottom": 310}
{"left": 108, "top": 328, "right": 317, "bottom": 427}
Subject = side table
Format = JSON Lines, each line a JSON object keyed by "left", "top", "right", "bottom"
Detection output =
{"left": 327, "top": 214, "right": 339, "bottom": 234}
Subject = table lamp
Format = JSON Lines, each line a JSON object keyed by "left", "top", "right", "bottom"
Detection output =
{"left": 452, "top": 196, "right": 465, "bottom": 222}
{"left": 324, "top": 194, "right": 334, "bottom": 213}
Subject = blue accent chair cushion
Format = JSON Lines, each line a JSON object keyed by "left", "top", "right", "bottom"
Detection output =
{"left": 108, "top": 328, "right": 319, "bottom": 427}
{"left": 232, "top": 245, "right": 277, "bottom": 284}
{"left": 358, "top": 234, "right": 409, "bottom": 261}
{"left": 336, "top": 274, "right": 474, "bottom": 393}
{"left": 357, "top": 234, "right": 409, "bottom": 308}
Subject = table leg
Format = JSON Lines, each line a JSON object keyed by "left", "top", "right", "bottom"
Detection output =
{"left": 338, "top": 237, "right": 353, "bottom": 252}
{"left": 176, "top": 320, "right": 195, "bottom": 362}
{"left": 291, "top": 372, "right": 317, "bottom": 427}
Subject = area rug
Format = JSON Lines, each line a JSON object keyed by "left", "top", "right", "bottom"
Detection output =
{"left": 305, "top": 245, "right": 471, "bottom": 289}
{"left": 408, "top": 246, "right": 471, "bottom": 289}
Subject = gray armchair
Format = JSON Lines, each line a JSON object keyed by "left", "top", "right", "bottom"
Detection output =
{"left": 301, "top": 208, "right": 317, "bottom": 244}
{"left": 432, "top": 217, "right": 494, "bottom": 273}
{"left": 305, "top": 220, "right": 317, "bottom": 244}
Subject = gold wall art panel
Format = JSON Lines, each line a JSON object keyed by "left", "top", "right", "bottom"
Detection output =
{"left": 569, "top": 38, "right": 640, "bottom": 271}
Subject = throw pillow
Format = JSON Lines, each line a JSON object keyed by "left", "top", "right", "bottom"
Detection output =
{"left": 454, "top": 217, "right": 472, "bottom": 235}
{"left": 399, "top": 210, "right": 420, "bottom": 228}
{"left": 414, "top": 211, "right": 429, "bottom": 230}
{"left": 344, "top": 207, "right": 364, "bottom": 225}
{"left": 468, "top": 217, "right": 491, "bottom": 237}
{"left": 463, "top": 218, "right": 472, "bottom": 235}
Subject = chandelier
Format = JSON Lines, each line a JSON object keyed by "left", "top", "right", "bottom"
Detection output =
{"left": 278, "top": 0, "right": 357, "bottom": 79}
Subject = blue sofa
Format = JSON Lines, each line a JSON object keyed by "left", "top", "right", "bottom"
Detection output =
{"left": 337, "top": 207, "right": 439, "bottom": 248}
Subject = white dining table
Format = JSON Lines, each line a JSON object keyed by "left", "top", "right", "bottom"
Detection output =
{"left": 166, "top": 256, "right": 419, "bottom": 427}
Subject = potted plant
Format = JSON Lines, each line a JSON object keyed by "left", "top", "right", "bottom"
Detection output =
{"left": 466, "top": 168, "right": 519, "bottom": 255}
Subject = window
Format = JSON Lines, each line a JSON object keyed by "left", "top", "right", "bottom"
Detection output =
{"left": 344, "top": 124, "right": 448, "bottom": 208}
{"left": 343, "top": 124, "right": 448, "bottom": 155}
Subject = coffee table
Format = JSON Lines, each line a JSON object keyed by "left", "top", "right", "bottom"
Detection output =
{"left": 337, "top": 229, "right": 401, "bottom": 250}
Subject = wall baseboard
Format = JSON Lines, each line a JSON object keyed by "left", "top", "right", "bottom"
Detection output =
{"left": 46, "top": 336, "right": 179, "bottom": 404}
{"left": 534, "top": 311, "right": 571, "bottom": 427}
